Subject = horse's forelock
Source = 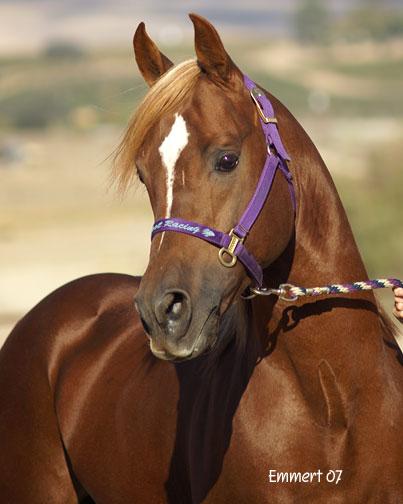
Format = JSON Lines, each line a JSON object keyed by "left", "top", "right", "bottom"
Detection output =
{"left": 113, "top": 59, "right": 200, "bottom": 192}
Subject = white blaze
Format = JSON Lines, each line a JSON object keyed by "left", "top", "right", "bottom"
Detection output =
{"left": 158, "top": 113, "right": 189, "bottom": 218}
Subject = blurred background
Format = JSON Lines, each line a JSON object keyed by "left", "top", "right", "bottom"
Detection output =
{"left": 1, "top": 0, "right": 402, "bottom": 346}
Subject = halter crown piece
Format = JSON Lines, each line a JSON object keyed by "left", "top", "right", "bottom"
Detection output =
{"left": 151, "top": 74, "right": 295, "bottom": 289}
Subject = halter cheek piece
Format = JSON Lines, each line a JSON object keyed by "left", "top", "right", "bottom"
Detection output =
{"left": 151, "top": 74, "right": 296, "bottom": 289}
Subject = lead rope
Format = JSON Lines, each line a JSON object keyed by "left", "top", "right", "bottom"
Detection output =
{"left": 243, "top": 278, "right": 403, "bottom": 301}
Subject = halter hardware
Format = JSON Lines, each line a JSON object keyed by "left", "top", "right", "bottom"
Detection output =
{"left": 218, "top": 229, "right": 244, "bottom": 268}
{"left": 250, "top": 87, "right": 278, "bottom": 124}
{"left": 242, "top": 283, "right": 298, "bottom": 301}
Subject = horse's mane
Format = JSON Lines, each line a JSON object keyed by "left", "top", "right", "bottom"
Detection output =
{"left": 114, "top": 59, "right": 200, "bottom": 191}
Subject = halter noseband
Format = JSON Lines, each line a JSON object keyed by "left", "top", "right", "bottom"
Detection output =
{"left": 151, "top": 74, "right": 295, "bottom": 289}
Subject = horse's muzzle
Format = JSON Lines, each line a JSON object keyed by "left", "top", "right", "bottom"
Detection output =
{"left": 135, "top": 287, "right": 218, "bottom": 361}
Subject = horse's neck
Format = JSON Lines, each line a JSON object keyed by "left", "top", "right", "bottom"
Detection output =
{"left": 291, "top": 131, "right": 368, "bottom": 287}
{"left": 258, "top": 122, "right": 387, "bottom": 403}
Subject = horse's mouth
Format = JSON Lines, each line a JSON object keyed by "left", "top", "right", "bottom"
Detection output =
{"left": 149, "top": 305, "right": 219, "bottom": 362}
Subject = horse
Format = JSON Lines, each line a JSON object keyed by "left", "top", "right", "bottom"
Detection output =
{"left": 0, "top": 13, "right": 402, "bottom": 504}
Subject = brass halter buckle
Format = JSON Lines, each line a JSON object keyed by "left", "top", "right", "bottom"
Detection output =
{"left": 250, "top": 87, "right": 278, "bottom": 124}
{"left": 218, "top": 229, "right": 244, "bottom": 268}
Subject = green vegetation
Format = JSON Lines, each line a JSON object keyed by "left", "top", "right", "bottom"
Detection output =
{"left": 0, "top": 51, "right": 144, "bottom": 129}
{"left": 331, "top": 59, "right": 403, "bottom": 81}
{"left": 2, "top": 45, "right": 403, "bottom": 130}
{"left": 0, "top": 76, "right": 142, "bottom": 129}
{"left": 335, "top": 2, "right": 403, "bottom": 42}
{"left": 293, "top": 1, "right": 403, "bottom": 43}
{"left": 335, "top": 143, "right": 403, "bottom": 278}
{"left": 294, "top": 0, "right": 330, "bottom": 44}
{"left": 43, "top": 41, "right": 86, "bottom": 60}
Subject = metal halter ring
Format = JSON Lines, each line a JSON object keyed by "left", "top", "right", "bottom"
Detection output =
{"left": 278, "top": 283, "right": 299, "bottom": 301}
{"left": 218, "top": 229, "right": 244, "bottom": 268}
{"left": 242, "top": 283, "right": 299, "bottom": 302}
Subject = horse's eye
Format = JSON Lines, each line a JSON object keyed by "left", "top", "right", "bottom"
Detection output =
{"left": 215, "top": 152, "right": 239, "bottom": 172}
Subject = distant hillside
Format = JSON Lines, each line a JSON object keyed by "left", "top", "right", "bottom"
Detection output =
{"left": 2, "top": 0, "right": 402, "bottom": 54}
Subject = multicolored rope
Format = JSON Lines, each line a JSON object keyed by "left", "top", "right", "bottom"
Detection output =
{"left": 246, "top": 278, "right": 403, "bottom": 301}
{"left": 282, "top": 278, "right": 403, "bottom": 301}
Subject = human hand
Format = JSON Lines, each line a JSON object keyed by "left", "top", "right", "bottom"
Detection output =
{"left": 393, "top": 287, "right": 403, "bottom": 322}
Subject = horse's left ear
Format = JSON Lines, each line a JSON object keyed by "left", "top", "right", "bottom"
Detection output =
{"left": 133, "top": 22, "right": 174, "bottom": 86}
{"left": 189, "top": 13, "right": 241, "bottom": 85}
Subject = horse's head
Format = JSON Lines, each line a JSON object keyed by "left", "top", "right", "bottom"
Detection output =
{"left": 119, "top": 14, "right": 294, "bottom": 361}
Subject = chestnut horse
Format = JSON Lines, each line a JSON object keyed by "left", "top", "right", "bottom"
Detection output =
{"left": 1, "top": 14, "right": 402, "bottom": 504}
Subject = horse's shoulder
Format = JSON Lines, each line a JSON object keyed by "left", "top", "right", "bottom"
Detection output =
{"left": 2, "top": 273, "right": 143, "bottom": 359}
{"left": 49, "top": 272, "right": 142, "bottom": 308}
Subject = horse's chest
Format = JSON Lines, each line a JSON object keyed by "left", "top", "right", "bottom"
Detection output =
{"left": 202, "top": 369, "right": 326, "bottom": 503}
{"left": 70, "top": 354, "right": 328, "bottom": 503}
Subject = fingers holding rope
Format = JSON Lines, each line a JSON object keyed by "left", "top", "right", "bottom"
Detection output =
{"left": 393, "top": 287, "right": 403, "bottom": 322}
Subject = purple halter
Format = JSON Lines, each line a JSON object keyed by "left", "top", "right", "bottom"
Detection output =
{"left": 151, "top": 74, "right": 295, "bottom": 288}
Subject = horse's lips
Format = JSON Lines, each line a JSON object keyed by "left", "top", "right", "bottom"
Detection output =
{"left": 149, "top": 305, "right": 218, "bottom": 362}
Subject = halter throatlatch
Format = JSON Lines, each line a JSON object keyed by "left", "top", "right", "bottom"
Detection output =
{"left": 151, "top": 74, "right": 295, "bottom": 288}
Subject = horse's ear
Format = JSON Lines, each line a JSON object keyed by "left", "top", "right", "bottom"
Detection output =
{"left": 189, "top": 13, "right": 240, "bottom": 84}
{"left": 133, "top": 22, "right": 174, "bottom": 86}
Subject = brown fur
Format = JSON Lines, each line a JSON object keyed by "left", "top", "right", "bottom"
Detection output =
{"left": 0, "top": 14, "right": 402, "bottom": 504}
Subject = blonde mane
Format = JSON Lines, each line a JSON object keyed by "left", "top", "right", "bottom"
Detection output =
{"left": 114, "top": 59, "right": 201, "bottom": 191}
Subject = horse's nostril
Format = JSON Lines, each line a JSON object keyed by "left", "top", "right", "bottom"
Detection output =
{"left": 157, "top": 292, "right": 183, "bottom": 323}
{"left": 165, "top": 292, "right": 185, "bottom": 319}
{"left": 155, "top": 289, "right": 191, "bottom": 338}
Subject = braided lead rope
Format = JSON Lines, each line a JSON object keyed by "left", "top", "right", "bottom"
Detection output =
{"left": 246, "top": 278, "right": 403, "bottom": 301}
{"left": 282, "top": 278, "right": 403, "bottom": 301}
